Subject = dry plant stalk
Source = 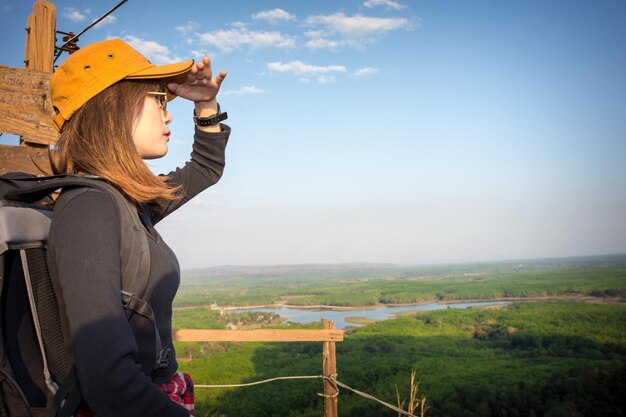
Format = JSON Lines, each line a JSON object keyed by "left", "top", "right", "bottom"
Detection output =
{"left": 396, "top": 369, "right": 428, "bottom": 417}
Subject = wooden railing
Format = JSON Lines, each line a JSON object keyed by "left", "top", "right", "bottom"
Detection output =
{"left": 174, "top": 320, "right": 343, "bottom": 417}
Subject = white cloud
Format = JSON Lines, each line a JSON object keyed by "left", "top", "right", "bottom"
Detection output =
{"left": 353, "top": 67, "right": 379, "bottom": 76}
{"left": 305, "top": 12, "right": 410, "bottom": 40}
{"left": 93, "top": 15, "right": 116, "bottom": 29}
{"left": 363, "top": 0, "right": 406, "bottom": 10}
{"left": 304, "top": 30, "right": 325, "bottom": 38}
{"left": 176, "top": 21, "right": 200, "bottom": 35}
{"left": 317, "top": 75, "right": 336, "bottom": 84}
{"left": 252, "top": 8, "right": 296, "bottom": 24}
{"left": 121, "top": 35, "right": 179, "bottom": 64}
{"left": 305, "top": 30, "right": 344, "bottom": 51}
{"left": 197, "top": 28, "right": 296, "bottom": 52}
{"left": 62, "top": 7, "right": 86, "bottom": 22}
{"left": 267, "top": 60, "right": 347, "bottom": 75}
{"left": 189, "top": 49, "right": 216, "bottom": 60}
{"left": 307, "top": 38, "right": 343, "bottom": 50}
{"left": 223, "top": 86, "right": 265, "bottom": 96}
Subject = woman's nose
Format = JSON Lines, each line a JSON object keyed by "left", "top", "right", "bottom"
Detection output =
{"left": 164, "top": 110, "right": 173, "bottom": 125}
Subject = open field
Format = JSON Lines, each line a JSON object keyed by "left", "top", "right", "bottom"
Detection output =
{"left": 175, "top": 254, "right": 626, "bottom": 308}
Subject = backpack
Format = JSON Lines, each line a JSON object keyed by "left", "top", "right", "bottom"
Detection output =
{"left": 0, "top": 173, "right": 169, "bottom": 417}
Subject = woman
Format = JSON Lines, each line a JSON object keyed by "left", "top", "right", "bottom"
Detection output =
{"left": 47, "top": 38, "right": 229, "bottom": 416}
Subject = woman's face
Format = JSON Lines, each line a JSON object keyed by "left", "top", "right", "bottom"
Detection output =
{"left": 132, "top": 93, "right": 172, "bottom": 159}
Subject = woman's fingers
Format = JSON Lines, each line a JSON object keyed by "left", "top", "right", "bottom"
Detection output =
{"left": 184, "top": 56, "right": 220, "bottom": 84}
{"left": 194, "top": 56, "right": 213, "bottom": 81}
{"left": 166, "top": 56, "right": 226, "bottom": 101}
{"left": 215, "top": 70, "right": 227, "bottom": 85}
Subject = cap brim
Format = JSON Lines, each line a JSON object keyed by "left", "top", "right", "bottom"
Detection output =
{"left": 125, "top": 59, "right": 194, "bottom": 80}
{"left": 125, "top": 59, "right": 194, "bottom": 101}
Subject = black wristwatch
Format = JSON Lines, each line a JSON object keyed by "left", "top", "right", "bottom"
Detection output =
{"left": 193, "top": 103, "right": 228, "bottom": 127}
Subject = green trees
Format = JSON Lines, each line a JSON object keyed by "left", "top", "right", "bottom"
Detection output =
{"left": 175, "top": 302, "right": 626, "bottom": 416}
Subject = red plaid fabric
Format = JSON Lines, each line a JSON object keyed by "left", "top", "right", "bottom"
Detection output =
{"left": 73, "top": 372, "right": 194, "bottom": 416}
{"left": 158, "top": 371, "right": 195, "bottom": 415}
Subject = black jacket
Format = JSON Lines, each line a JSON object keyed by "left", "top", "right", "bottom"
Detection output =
{"left": 47, "top": 126, "right": 230, "bottom": 417}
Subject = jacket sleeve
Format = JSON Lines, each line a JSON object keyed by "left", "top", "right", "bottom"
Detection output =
{"left": 149, "top": 124, "right": 230, "bottom": 225}
{"left": 48, "top": 190, "right": 188, "bottom": 417}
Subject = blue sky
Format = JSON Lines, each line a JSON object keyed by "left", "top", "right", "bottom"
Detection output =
{"left": 2, "top": 0, "right": 625, "bottom": 268}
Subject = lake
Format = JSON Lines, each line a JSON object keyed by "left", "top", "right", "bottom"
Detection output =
{"left": 228, "top": 301, "right": 511, "bottom": 329}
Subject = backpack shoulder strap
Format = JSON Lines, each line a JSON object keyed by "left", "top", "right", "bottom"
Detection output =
{"left": 0, "top": 201, "right": 52, "bottom": 254}
{"left": 1, "top": 174, "right": 151, "bottom": 297}
{"left": 3, "top": 174, "right": 166, "bottom": 370}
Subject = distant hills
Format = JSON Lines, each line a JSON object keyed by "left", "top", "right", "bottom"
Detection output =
{"left": 182, "top": 262, "right": 396, "bottom": 283}
{"left": 181, "top": 254, "right": 626, "bottom": 285}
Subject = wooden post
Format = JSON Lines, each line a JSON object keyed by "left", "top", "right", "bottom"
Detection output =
{"left": 323, "top": 320, "right": 339, "bottom": 417}
{"left": 22, "top": 0, "right": 56, "bottom": 149}
{"left": 25, "top": 0, "right": 56, "bottom": 73}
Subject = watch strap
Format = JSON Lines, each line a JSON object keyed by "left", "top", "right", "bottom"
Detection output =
{"left": 193, "top": 103, "right": 228, "bottom": 127}
{"left": 194, "top": 112, "right": 228, "bottom": 127}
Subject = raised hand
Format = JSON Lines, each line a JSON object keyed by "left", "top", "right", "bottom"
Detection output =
{"left": 167, "top": 56, "right": 227, "bottom": 103}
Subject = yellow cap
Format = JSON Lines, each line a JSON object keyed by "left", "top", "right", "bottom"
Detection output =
{"left": 51, "top": 38, "right": 194, "bottom": 132}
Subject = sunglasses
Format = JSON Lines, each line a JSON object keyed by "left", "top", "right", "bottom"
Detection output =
{"left": 147, "top": 91, "right": 168, "bottom": 117}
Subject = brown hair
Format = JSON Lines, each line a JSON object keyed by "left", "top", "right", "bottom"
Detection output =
{"left": 53, "top": 79, "right": 180, "bottom": 206}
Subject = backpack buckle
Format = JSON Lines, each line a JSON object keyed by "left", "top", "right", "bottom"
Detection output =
{"left": 155, "top": 345, "right": 170, "bottom": 370}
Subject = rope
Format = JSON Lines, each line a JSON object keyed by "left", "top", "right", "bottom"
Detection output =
{"left": 316, "top": 392, "right": 339, "bottom": 399}
{"left": 195, "top": 375, "right": 322, "bottom": 389}
{"left": 195, "top": 374, "right": 419, "bottom": 417}
{"left": 317, "top": 372, "right": 339, "bottom": 398}
{"left": 333, "top": 379, "right": 419, "bottom": 417}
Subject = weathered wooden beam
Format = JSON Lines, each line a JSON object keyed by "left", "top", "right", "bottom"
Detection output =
{"left": 173, "top": 329, "right": 344, "bottom": 343}
{"left": 25, "top": 0, "right": 56, "bottom": 73}
{"left": 0, "top": 144, "right": 54, "bottom": 175}
{"left": 0, "top": 65, "right": 58, "bottom": 146}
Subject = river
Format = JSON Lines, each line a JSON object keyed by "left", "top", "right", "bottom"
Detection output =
{"left": 228, "top": 301, "right": 511, "bottom": 329}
